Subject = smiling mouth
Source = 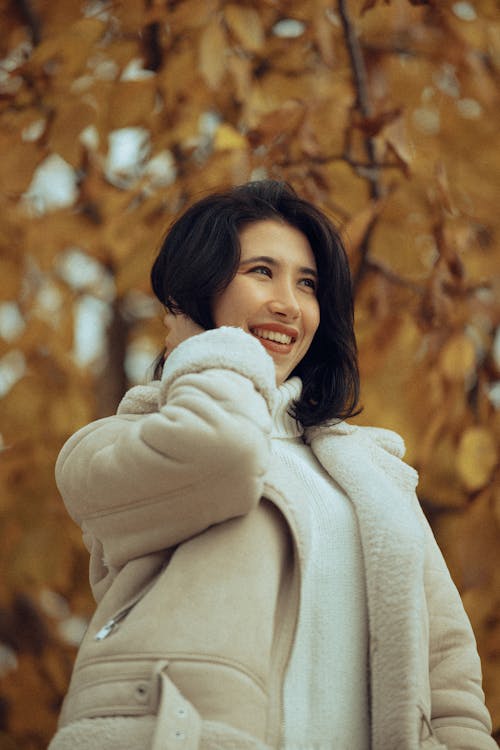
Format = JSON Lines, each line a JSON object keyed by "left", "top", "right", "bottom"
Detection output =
{"left": 250, "top": 327, "right": 296, "bottom": 345}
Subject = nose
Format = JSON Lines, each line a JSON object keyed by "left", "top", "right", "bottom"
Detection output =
{"left": 268, "top": 281, "right": 300, "bottom": 320}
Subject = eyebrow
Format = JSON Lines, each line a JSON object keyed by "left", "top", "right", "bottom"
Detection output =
{"left": 239, "top": 255, "right": 318, "bottom": 278}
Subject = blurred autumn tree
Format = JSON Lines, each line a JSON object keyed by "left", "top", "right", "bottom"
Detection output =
{"left": 0, "top": 0, "right": 499, "bottom": 747}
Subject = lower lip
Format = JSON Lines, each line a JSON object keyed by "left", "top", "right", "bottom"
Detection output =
{"left": 252, "top": 335, "right": 294, "bottom": 354}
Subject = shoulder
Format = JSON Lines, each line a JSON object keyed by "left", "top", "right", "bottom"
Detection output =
{"left": 306, "top": 421, "right": 407, "bottom": 458}
{"left": 305, "top": 421, "right": 419, "bottom": 493}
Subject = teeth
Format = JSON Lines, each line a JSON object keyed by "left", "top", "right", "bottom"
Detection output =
{"left": 253, "top": 328, "right": 293, "bottom": 345}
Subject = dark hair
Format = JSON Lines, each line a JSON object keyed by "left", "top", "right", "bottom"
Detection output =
{"left": 151, "top": 180, "right": 360, "bottom": 427}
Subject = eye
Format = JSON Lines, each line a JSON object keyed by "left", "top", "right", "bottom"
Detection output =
{"left": 249, "top": 265, "right": 272, "bottom": 278}
{"left": 299, "top": 277, "right": 317, "bottom": 292}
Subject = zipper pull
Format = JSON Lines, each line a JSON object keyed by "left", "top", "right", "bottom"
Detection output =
{"left": 94, "top": 618, "right": 118, "bottom": 641}
{"left": 94, "top": 604, "right": 135, "bottom": 641}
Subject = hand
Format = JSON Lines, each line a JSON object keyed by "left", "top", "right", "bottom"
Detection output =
{"left": 163, "top": 311, "right": 204, "bottom": 358}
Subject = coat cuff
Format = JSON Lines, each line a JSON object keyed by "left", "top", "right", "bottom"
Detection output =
{"left": 160, "top": 326, "right": 277, "bottom": 414}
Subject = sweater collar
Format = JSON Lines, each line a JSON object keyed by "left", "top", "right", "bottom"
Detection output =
{"left": 272, "top": 377, "right": 303, "bottom": 439}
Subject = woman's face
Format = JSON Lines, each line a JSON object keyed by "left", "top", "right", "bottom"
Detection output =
{"left": 212, "top": 219, "right": 320, "bottom": 385}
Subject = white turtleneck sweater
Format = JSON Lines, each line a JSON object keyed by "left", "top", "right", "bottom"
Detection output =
{"left": 272, "top": 379, "right": 369, "bottom": 750}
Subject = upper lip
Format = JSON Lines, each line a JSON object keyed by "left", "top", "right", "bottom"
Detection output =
{"left": 249, "top": 323, "right": 299, "bottom": 341}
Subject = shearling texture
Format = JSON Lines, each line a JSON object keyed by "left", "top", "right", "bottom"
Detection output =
{"left": 307, "top": 423, "right": 494, "bottom": 750}
{"left": 48, "top": 717, "right": 271, "bottom": 750}
{"left": 118, "top": 327, "right": 278, "bottom": 417}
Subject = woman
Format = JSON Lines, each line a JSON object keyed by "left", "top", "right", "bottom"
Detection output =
{"left": 49, "top": 180, "right": 495, "bottom": 750}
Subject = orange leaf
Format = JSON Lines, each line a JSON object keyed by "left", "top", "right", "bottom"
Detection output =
{"left": 224, "top": 5, "right": 265, "bottom": 53}
{"left": 199, "top": 20, "right": 227, "bottom": 89}
{"left": 352, "top": 108, "right": 402, "bottom": 138}
{"left": 48, "top": 100, "right": 95, "bottom": 167}
{"left": 343, "top": 200, "right": 383, "bottom": 259}
{"left": 213, "top": 123, "right": 247, "bottom": 151}
{"left": 456, "top": 426, "right": 498, "bottom": 492}
{"left": 30, "top": 18, "right": 106, "bottom": 78}
{"left": 439, "top": 333, "right": 477, "bottom": 383}
{"left": 107, "top": 80, "right": 158, "bottom": 130}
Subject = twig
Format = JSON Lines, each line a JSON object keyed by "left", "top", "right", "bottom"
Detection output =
{"left": 364, "top": 258, "right": 491, "bottom": 299}
{"left": 14, "top": 0, "right": 42, "bottom": 46}
{"left": 364, "top": 259, "right": 423, "bottom": 293}
{"left": 143, "top": 22, "right": 163, "bottom": 71}
{"left": 338, "top": 0, "right": 373, "bottom": 120}
{"left": 338, "top": 0, "right": 384, "bottom": 291}
{"left": 285, "top": 153, "right": 408, "bottom": 173}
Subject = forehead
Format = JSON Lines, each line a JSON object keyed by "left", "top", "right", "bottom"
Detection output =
{"left": 238, "top": 219, "right": 317, "bottom": 269}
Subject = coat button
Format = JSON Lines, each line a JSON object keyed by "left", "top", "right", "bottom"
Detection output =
{"left": 135, "top": 683, "right": 149, "bottom": 702}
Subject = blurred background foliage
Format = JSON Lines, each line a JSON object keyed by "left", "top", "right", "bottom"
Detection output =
{"left": 0, "top": 0, "right": 499, "bottom": 747}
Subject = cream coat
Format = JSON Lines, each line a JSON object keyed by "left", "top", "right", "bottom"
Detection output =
{"left": 50, "top": 327, "right": 495, "bottom": 750}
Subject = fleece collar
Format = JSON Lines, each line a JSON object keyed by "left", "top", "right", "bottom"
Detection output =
{"left": 307, "top": 424, "right": 424, "bottom": 749}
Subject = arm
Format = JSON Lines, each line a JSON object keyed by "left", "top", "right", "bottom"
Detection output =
{"left": 56, "top": 327, "right": 276, "bottom": 571}
{"left": 419, "top": 513, "right": 496, "bottom": 749}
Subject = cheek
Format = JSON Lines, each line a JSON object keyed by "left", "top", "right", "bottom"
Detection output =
{"left": 214, "top": 277, "right": 267, "bottom": 327}
{"left": 306, "top": 301, "right": 320, "bottom": 338}
{"left": 212, "top": 286, "right": 247, "bottom": 327}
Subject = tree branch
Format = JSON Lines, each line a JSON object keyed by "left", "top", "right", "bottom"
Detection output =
{"left": 14, "top": 0, "right": 42, "bottom": 45}
{"left": 338, "top": 0, "right": 384, "bottom": 291}
{"left": 143, "top": 21, "right": 163, "bottom": 71}
{"left": 364, "top": 258, "right": 423, "bottom": 293}
{"left": 338, "top": 0, "right": 373, "bottom": 120}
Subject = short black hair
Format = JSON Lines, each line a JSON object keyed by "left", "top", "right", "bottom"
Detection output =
{"left": 151, "top": 179, "right": 360, "bottom": 428}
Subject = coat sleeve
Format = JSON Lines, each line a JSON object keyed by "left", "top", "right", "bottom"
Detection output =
{"left": 419, "top": 511, "right": 497, "bottom": 749}
{"left": 56, "top": 327, "right": 276, "bottom": 575}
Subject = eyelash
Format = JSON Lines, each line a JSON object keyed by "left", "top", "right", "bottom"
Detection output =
{"left": 249, "top": 266, "right": 317, "bottom": 291}
{"left": 250, "top": 265, "right": 272, "bottom": 277}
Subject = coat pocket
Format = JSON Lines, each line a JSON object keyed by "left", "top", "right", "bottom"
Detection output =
{"left": 93, "top": 567, "right": 164, "bottom": 641}
{"left": 419, "top": 706, "right": 448, "bottom": 749}
{"left": 420, "top": 738, "right": 448, "bottom": 749}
